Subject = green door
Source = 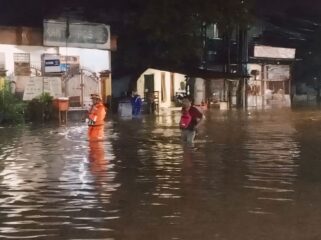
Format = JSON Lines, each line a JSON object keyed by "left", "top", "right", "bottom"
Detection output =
{"left": 144, "top": 74, "right": 154, "bottom": 93}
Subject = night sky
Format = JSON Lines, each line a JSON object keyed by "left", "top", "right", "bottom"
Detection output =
{"left": 0, "top": 0, "right": 320, "bottom": 81}
{"left": 0, "top": 0, "right": 320, "bottom": 27}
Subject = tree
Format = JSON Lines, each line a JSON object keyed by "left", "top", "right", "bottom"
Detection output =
{"left": 112, "top": 0, "right": 203, "bottom": 76}
{"left": 294, "top": 28, "right": 321, "bottom": 102}
{"left": 0, "top": 80, "right": 26, "bottom": 124}
{"left": 112, "top": 0, "right": 254, "bottom": 80}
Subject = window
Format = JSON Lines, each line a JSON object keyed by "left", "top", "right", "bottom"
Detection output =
{"left": 14, "top": 53, "right": 30, "bottom": 76}
{"left": 207, "top": 24, "right": 221, "bottom": 39}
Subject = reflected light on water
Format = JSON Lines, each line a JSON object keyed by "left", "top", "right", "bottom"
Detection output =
{"left": 243, "top": 113, "right": 301, "bottom": 215}
{"left": 0, "top": 125, "right": 119, "bottom": 239}
{"left": 1, "top": 109, "right": 321, "bottom": 240}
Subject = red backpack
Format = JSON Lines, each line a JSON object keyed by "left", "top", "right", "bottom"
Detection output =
{"left": 179, "top": 110, "right": 192, "bottom": 129}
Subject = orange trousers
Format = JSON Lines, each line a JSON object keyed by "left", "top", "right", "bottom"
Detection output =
{"left": 88, "top": 125, "right": 104, "bottom": 141}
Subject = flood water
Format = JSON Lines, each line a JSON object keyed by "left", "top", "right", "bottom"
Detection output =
{"left": 1, "top": 108, "right": 321, "bottom": 240}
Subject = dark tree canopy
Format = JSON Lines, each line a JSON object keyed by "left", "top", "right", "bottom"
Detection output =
{"left": 0, "top": 0, "right": 254, "bottom": 78}
{"left": 294, "top": 29, "right": 321, "bottom": 88}
{"left": 111, "top": 0, "right": 254, "bottom": 78}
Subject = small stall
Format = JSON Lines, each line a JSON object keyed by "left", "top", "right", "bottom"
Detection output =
{"left": 53, "top": 97, "right": 69, "bottom": 125}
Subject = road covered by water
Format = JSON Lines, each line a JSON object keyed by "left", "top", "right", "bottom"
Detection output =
{"left": 1, "top": 108, "right": 321, "bottom": 240}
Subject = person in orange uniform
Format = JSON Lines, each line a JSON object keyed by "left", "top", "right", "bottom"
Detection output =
{"left": 88, "top": 93, "right": 106, "bottom": 141}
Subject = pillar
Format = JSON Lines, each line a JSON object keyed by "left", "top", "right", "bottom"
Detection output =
{"left": 100, "top": 70, "right": 112, "bottom": 109}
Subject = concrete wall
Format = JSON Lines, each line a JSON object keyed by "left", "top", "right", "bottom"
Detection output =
{"left": 137, "top": 68, "right": 186, "bottom": 108}
{"left": 59, "top": 47, "right": 110, "bottom": 73}
{"left": 0, "top": 45, "right": 58, "bottom": 76}
{"left": 0, "top": 26, "right": 42, "bottom": 46}
{"left": 0, "top": 44, "right": 110, "bottom": 76}
{"left": 0, "top": 44, "right": 110, "bottom": 99}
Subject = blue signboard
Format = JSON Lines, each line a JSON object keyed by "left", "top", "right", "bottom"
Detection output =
{"left": 60, "top": 63, "right": 70, "bottom": 72}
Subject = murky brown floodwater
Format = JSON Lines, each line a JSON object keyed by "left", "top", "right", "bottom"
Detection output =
{"left": 1, "top": 108, "right": 321, "bottom": 240}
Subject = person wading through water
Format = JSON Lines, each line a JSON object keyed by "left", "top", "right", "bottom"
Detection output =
{"left": 180, "top": 97, "right": 204, "bottom": 144}
{"left": 87, "top": 93, "right": 106, "bottom": 141}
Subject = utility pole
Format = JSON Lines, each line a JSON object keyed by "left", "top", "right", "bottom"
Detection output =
{"left": 201, "top": 21, "right": 207, "bottom": 70}
{"left": 64, "top": 15, "right": 70, "bottom": 97}
{"left": 237, "top": 25, "right": 248, "bottom": 109}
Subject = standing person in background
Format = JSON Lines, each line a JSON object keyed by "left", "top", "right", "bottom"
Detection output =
{"left": 180, "top": 97, "right": 204, "bottom": 144}
{"left": 131, "top": 92, "right": 142, "bottom": 116}
{"left": 87, "top": 93, "right": 106, "bottom": 141}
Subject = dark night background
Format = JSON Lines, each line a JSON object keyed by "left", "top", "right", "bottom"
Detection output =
{"left": 1, "top": 0, "right": 321, "bottom": 88}
{"left": 0, "top": 0, "right": 320, "bottom": 25}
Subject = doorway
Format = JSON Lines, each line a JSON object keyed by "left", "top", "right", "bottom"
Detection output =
{"left": 144, "top": 74, "right": 154, "bottom": 93}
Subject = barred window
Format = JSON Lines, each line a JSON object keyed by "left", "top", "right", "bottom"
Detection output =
{"left": 14, "top": 53, "right": 30, "bottom": 76}
{"left": 207, "top": 24, "right": 221, "bottom": 39}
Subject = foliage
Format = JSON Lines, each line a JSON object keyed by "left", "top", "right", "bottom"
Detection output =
{"left": 37, "top": 92, "right": 54, "bottom": 105}
{"left": 112, "top": 0, "right": 255, "bottom": 77}
{"left": 0, "top": 84, "right": 54, "bottom": 124}
{"left": 0, "top": 80, "right": 26, "bottom": 124}
{"left": 24, "top": 92, "right": 54, "bottom": 122}
{"left": 190, "top": 0, "right": 255, "bottom": 35}
{"left": 294, "top": 29, "right": 321, "bottom": 90}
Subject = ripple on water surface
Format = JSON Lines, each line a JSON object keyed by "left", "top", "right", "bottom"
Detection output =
{"left": 0, "top": 110, "right": 320, "bottom": 240}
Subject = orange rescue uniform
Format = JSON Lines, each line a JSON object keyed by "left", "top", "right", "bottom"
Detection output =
{"left": 88, "top": 102, "right": 106, "bottom": 141}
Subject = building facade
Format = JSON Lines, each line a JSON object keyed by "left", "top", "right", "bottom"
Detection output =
{"left": 136, "top": 68, "right": 186, "bottom": 109}
{"left": 0, "top": 22, "right": 114, "bottom": 109}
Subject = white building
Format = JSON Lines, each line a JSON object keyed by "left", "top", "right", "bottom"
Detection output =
{"left": 0, "top": 22, "right": 114, "bottom": 108}
{"left": 136, "top": 68, "right": 186, "bottom": 109}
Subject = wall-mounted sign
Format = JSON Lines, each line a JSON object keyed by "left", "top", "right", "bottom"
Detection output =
{"left": 42, "top": 54, "right": 80, "bottom": 75}
{"left": 42, "top": 54, "right": 61, "bottom": 74}
{"left": 60, "top": 55, "right": 80, "bottom": 74}
{"left": 254, "top": 45, "right": 296, "bottom": 59}
{"left": 45, "top": 59, "right": 60, "bottom": 67}
{"left": 23, "top": 77, "right": 62, "bottom": 101}
{"left": 43, "top": 19, "right": 110, "bottom": 50}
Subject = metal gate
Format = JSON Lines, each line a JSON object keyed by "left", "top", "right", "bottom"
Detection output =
{"left": 64, "top": 69, "right": 99, "bottom": 109}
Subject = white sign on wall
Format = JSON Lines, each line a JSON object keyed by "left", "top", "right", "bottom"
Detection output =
{"left": 42, "top": 54, "right": 81, "bottom": 74}
{"left": 254, "top": 45, "right": 296, "bottom": 59}
{"left": 42, "top": 54, "right": 61, "bottom": 74}
{"left": 43, "top": 20, "right": 110, "bottom": 50}
{"left": 23, "top": 77, "right": 62, "bottom": 100}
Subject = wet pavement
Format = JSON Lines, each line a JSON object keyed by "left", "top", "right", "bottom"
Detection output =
{"left": 1, "top": 108, "right": 321, "bottom": 239}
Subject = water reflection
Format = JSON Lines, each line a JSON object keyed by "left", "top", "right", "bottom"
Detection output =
{"left": 0, "top": 125, "right": 119, "bottom": 239}
{"left": 1, "top": 109, "right": 321, "bottom": 239}
{"left": 89, "top": 141, "right": 107, "bottom": 170}
{"left": 243, "top": 111, "right": 300, "bottom": 215}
